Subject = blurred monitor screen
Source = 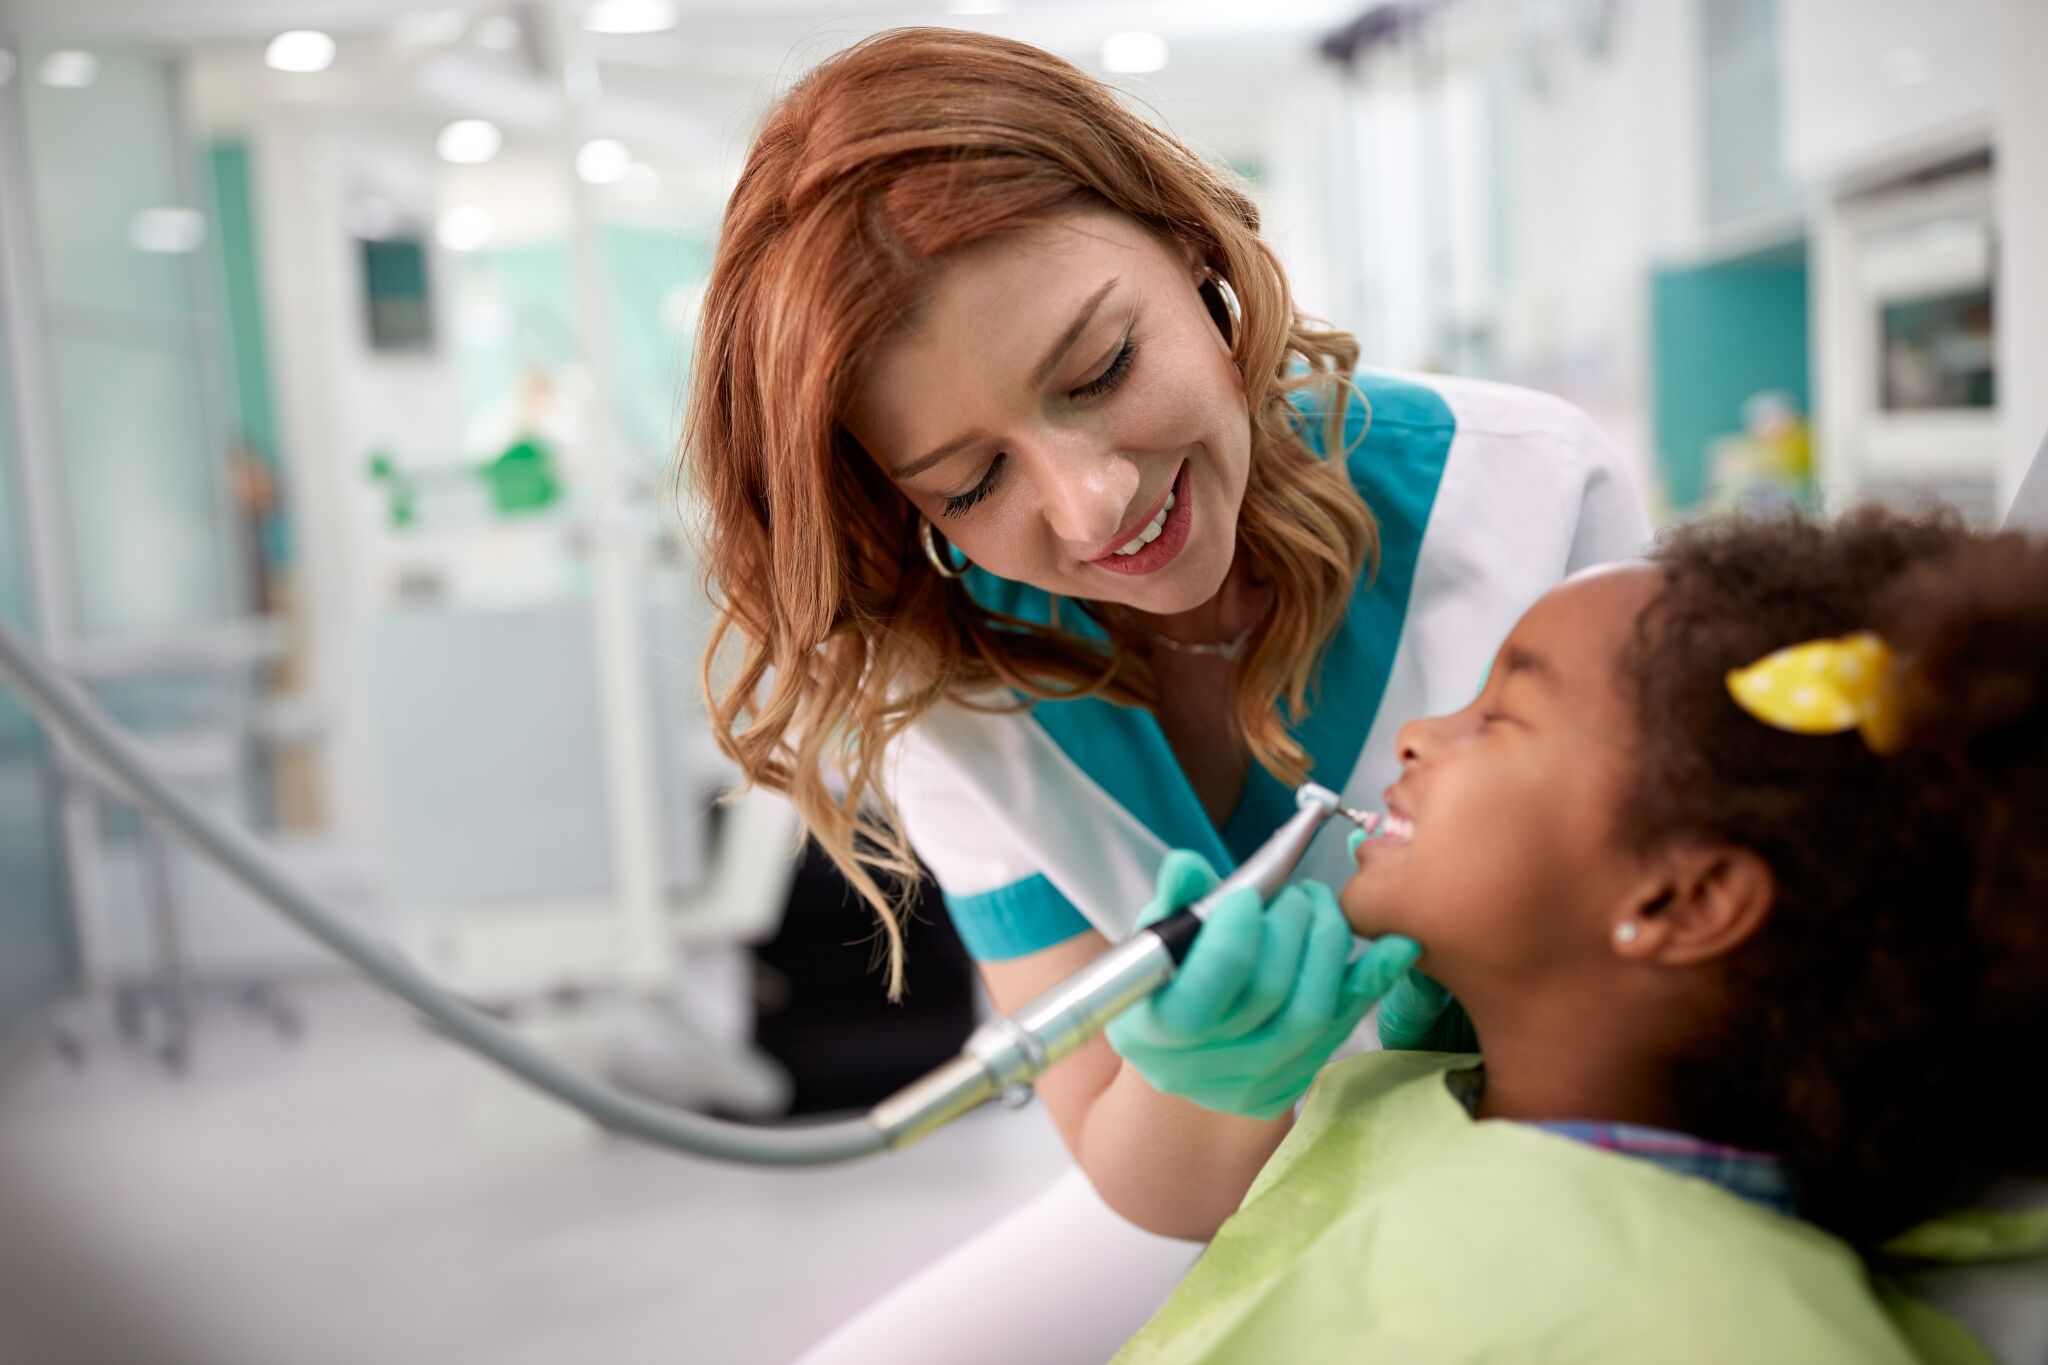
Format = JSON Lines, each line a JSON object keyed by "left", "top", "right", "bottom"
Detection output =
{"left": 1880, "top": 288, "right": 1994, "bottom": 411}
{"left": 361, "top": 236, "right": 435, "bottom": 351}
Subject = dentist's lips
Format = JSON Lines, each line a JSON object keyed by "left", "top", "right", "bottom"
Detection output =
{"left": 1090, "top": 462, "right": 1192, "bottom": 576}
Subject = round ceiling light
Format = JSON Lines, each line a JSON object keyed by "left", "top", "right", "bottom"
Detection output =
{"left": 582, "top": 0, "right": 679, "bottom": 35}
{"left": 1100, "top": 32, "right": 1168, "bottom": 75}
{"left": 265, "top": 30, "right": 337, "bottom": 74}
{"left": 436, "top": 119, "right": 503, "bottom": 165}
{"left": 577, "top": 139, "right": 633, "bottom": 185}
{"left": 437, "top": 206, "right": 492, "bottom": 252}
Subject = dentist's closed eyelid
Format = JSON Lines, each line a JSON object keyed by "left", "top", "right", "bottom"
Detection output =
{"left": 940, "top": 451, "right": 1006, "bottom": 517}
{"left": 1071, "top": 333, "right": 1136, "bottom": 399}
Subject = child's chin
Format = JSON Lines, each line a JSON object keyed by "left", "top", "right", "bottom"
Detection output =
{"left": 1337, "top": 882, "right": 1404, "bottom": 939}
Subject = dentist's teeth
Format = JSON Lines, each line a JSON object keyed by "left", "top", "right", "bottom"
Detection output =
{"left": 1111, "top": 495, "right": 1175, "bottom": 556}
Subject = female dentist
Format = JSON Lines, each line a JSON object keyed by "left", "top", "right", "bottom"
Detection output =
{"left": 683, "top": 27, "right": 1649, "bottom": 1363}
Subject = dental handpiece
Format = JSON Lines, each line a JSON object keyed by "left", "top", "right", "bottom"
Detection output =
{"left": 870, "top": 783, "right": 1381, "bottom": 1149}
{"left": 0, "top": 616, "right": 1380, "bottom": 1168}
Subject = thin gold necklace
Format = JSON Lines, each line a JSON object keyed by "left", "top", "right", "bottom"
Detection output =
{"left": 1134, "top": 620, "right": 1257, "bottom": 662}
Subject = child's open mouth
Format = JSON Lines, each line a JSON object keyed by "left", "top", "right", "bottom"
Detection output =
{"left": 1355, "top": 808, "right": 1415, "bottom": 862}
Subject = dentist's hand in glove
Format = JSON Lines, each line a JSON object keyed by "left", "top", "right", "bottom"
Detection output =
{"left": 1106, "top": 849, "right": 1420, "bottom": 1121}
{"left": 1345, "top": 823, "right": 1479, "bottom": 1053}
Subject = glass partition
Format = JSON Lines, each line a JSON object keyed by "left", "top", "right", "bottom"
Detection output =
{"left": 0, "top": 290, "right": 77, "bottom": 1035}
{"left": 19, "top": 46, "right": 242, "bottom": 637}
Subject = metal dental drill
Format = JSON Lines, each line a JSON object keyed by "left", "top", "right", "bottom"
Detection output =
{"left": 0, "top": 616, "right": 1377, "bottom": 1167}
{"left": 870, "top": 782, "right": 1379, "bottom": 1149}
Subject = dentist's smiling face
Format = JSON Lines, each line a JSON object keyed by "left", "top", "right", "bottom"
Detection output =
{"left": 846, "top": 209, "right": 1252, "bottom": 615}
{"left": 1340, "top": 565, "right": 1665, "bottom": 994}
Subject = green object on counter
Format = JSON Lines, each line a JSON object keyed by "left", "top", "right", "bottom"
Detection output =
{"left": 481, "top": 437, "right": 560, "bottom": 516}
{"left": 364, "top": 436, "right": 561, "bottom": 529}
{"left": 365, "top": 451, "right": 416, "bottom": 529}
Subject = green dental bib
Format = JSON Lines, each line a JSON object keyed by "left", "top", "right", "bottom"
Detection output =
{"left": 1117, "top": 1051, "right": 1977, "bottom": 1365}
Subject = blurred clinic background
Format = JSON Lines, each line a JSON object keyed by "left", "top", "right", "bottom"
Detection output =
{"left": 0, "top": 1, "right": 2044, "bottom": 1362}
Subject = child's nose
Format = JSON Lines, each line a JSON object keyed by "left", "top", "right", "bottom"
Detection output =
{"left": 1397, "top": 709, "right": 1466, "bottom": 767}
{"left": 1396, "top": 719, "right": 1428, "bottom": 767}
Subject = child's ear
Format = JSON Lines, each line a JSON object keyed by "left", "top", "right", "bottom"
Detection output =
{"left": 1609, "top": 846, "right": 1775, "bottom": 967}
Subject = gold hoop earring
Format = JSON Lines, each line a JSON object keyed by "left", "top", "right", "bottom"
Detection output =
{"left": 920, "top": 516, "right": 968, "bottom": 579}
{"left": 1199, "top": 268, "right": 1242, "bottom": 345}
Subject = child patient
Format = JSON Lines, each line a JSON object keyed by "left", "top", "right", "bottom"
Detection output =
{"left": 1119, "top": 510, "right": 2048, "bottom": 1364}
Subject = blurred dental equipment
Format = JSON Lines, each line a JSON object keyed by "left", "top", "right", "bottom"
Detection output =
{"left": 0, "top": 616, "right": 1372, "bottom": 1167}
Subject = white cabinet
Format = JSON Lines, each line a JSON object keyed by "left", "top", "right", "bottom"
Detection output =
{"left": 1814, "top": 172, "right": 2000, "bottom": 520}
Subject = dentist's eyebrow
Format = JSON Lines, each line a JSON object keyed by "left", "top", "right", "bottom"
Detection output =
{"left": 1031, "top": 278, "right": 1118, "bottom": 388}
{"left": 891, "top": 278, "right": 1121, "bottom": 481}
{"left": 891, "top": 431, "right": 984, "bottom": 482}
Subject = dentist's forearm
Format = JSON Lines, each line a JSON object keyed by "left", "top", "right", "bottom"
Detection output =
{"left": 979, "top": 936, "right": 1287, "bottom": 1241}
{"left": 1069, "top": 1046, "right": 1291, "bottom": 1241}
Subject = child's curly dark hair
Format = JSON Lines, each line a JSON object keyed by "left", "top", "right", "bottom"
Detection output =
{"left": 1618, "top": 507, "right": 2047, "bottom": 1245}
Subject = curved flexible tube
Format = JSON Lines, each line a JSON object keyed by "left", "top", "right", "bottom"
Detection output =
{"left": 0, "top": 619, "right": 888, "bottom": 1167}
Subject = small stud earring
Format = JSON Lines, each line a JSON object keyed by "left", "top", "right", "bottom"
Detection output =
{"left": 1614, "top": 922, "right": 1640, "bottom": 946}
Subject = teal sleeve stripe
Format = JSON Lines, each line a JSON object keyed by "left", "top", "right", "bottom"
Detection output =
{"left": 943, "top": 873, "right": 1095, "bottom": 961}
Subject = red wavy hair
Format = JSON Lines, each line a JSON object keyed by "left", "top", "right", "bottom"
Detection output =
{"left": 683, "top": 27, "right": 1371, "bottom": 993}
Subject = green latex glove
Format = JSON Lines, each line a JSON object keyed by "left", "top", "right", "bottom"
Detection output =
{"left": 1376, "top": 970, "right": 1478, "bottom": 1052}
{"left": 1106, "top": 849, "right": 1422, "bottom": 1120}
{"left": 1345, "top": 823, "right": 1479, "bottom": 1052}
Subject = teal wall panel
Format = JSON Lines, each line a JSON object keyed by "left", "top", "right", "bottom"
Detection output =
{"left": 1650, "top": 246, "right": 1811, "bottom": 511}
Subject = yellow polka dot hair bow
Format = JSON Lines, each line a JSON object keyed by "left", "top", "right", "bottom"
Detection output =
{"left": 1725, "top": 631, "right": 1905, "bottom": 755}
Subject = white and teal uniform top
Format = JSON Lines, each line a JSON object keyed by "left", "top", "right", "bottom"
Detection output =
{"left": 888, "top": 371, "right": 1651, "bottom": 961}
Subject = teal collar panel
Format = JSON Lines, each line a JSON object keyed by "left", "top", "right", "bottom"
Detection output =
{"left": 958, "top": 372, "right": 1457, "bottom": 872}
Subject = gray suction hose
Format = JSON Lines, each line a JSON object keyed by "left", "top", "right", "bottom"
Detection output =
{"left": 0, "top": 618, "right": 1348, "bottom": 1165}
{"left": 0, "top": 619, "right": 886, "bottom": 1166}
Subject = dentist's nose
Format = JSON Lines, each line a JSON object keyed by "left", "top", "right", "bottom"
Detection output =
{"left": 1040, "top": 445, "right": 1142, "bottom": 551}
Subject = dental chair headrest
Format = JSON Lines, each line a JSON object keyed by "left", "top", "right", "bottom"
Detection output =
{"left": 2005, "top": 427, "right": 2048, "bottom": 532}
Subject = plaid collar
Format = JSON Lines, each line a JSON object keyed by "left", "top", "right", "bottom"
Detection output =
{"left": 1445, "top": 1067, "right": 1797, "bottom": 1216}
{"left": 1531, "top": 1119, "right": 1797, "bottom": 1216}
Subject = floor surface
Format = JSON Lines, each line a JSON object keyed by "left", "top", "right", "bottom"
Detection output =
{"left": 0, "top": 978, "right": 1073, "bottom": 1365}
